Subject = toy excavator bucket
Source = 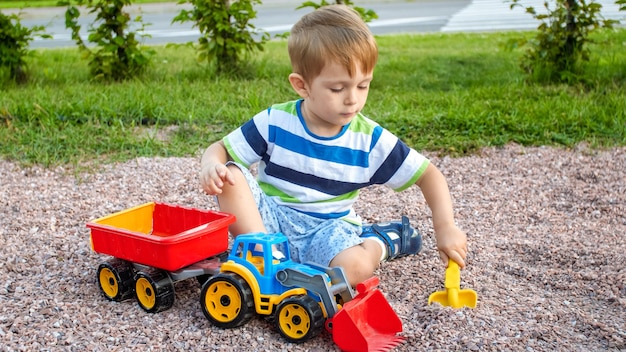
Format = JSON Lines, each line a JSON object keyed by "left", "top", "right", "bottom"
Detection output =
{"left": 331, "top": 276, "right": 405, "bottom": 352}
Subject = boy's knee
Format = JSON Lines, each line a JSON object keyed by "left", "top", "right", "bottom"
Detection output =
{"left": 330, "top": 248, "right": 378, "bottom": 286}
{"left": 349, "top": 262, "right": 376, "bottom": 284}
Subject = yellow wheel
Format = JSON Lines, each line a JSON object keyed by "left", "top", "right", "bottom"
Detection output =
{"left": 136, "top": 277, "right": 156, "bottom": 310}
{"left": 275, "top": 295, "right": 324, "bottom": 343}
{"left": 135, "top": 268, "right": 175, "bottom": 313}
{"left": 97, "top": 259, "right": 134, "bottom": 301}
{"left": 200, "top": 273, "right": 254, "bottom": 328}
{"left": 100, "top": 267, "right": 119, "bottom": 298}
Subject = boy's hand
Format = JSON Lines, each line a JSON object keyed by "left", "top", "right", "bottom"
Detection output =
{"left": 200, "top": 162, "right": 235, "bottom": 195}
{"left": 435, "top": 224, "right": 468, "bottom": 269}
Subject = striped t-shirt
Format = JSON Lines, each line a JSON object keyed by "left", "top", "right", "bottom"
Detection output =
{"left": 223, "top": 99, "right": 429, "bottom": 225}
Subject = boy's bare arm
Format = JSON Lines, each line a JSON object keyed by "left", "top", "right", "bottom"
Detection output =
{"left": 415, "top": 163, "right": 468, "bottom": 268}
{"left": 199, "top": 141, "right": 235, "bottom": 195}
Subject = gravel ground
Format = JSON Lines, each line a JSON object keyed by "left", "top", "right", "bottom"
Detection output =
{"left": 1, "top": 143, "right": 624, "bottom": 351}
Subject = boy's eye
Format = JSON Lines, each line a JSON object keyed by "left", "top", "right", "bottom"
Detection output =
{"left": 330, "top": 88, "right": 343, "bottom": 93}
{"left": 358, "top": 85, "right": 369, "bottom": 90}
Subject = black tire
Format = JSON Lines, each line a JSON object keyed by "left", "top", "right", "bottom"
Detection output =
{"left": 200, "top": 273, "right": 255, "bottom": 328}
{"left": 97, "top": 258, "right": 135, "bottom": 302}
{"left": 274, "top": 295, "right": 325, "bottom": 343}
{"left": 196, "top": 274, "right": 211, "bottom": 287}
{"left": 134, "top": 267, "right": 175, "bottom": 313}
{"left": 196, "top": 251, "right": 230, "bottom": 287}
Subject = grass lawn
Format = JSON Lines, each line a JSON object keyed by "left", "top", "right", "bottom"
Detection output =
{"left": 1, "top": 29, "right": 625, "bottom": 168}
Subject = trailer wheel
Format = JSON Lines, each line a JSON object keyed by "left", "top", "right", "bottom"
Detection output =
{"left": 275, "top": 295, "right": 325, "bottom": 343}
{"left": 135, "top": 268, "right": 175, "bottom": 313}
{"left": 97, "top": 258, "right": 135, "bottom": 302}
{"left": 200, "top": 273, "right": 254, "bottom": 328}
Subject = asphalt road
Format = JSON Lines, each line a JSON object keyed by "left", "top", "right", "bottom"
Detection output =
{"left": 7, "top": 0, "right": 625, "bottom": 49}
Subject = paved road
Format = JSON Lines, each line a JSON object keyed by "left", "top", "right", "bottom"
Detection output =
{"left": 7, "top": 0, "right": 625, "bottom": 48}
{"left": 442, "top": 0, "right": 624, "bottom": 32}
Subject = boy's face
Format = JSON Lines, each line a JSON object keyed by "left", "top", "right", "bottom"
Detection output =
{"left": 298, "top": 61, "right": 373, "bottom": 137}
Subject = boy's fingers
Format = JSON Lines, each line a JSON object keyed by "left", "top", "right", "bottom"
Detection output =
{"left": 441, "top": 250, "right": 466, "bottom": 269}
{"left": 215, "top": 164, "right": 236, "bottom": 186}
{"left": 452, "top": 251, "right": 466, "bottom": 269}
{"left": 223, "top": 168, "right": 236, "bottom": 186}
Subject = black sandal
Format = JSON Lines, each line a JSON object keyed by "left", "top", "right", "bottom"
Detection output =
{"left": 361, "top": 216, "right": 422, "bottom": 261}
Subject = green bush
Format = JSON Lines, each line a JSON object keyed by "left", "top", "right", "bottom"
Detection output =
{"left": 60, "top": 0, "right": 154, "bottom": 81}
{"left": 0, "top": 11, "right": 49, "bottom": 83}
{"left": 173, "top": 0, "right": 269, "bottom": 73}
{"left": 508, "top": 0, "right": 618, "bottom": 83}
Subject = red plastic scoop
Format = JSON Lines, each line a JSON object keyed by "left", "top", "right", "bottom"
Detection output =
{"left": 331, "top": 277, "right": 405, "bottom": 351}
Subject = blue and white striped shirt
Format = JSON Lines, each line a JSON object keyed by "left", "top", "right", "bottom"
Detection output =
{"left": 223, "top": 99, "right": 429, "bottom": 224}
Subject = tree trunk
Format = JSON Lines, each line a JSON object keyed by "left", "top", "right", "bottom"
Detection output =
{"left": 563, "top": 0, "right": 578, "bottom": 58}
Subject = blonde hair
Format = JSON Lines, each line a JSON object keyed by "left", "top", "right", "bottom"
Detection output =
{"left": 288, "top": 5, "right": 378, "bottom": 82}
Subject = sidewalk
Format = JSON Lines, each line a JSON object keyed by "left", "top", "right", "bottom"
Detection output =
{"left": 442, "top": 0, "right": 624, "bottom": 32}
{"left": 4, "top": 2, "right": 188, "bottom": 19}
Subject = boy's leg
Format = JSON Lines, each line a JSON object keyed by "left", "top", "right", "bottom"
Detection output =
{"left": 329, "top": 240, "right": 382, "bottom": 287}
{"left": 331, "top": 218, "right": 422, "bottom": 286}
{"left": 216, "top": 163, "right": 267, "bottom": 236}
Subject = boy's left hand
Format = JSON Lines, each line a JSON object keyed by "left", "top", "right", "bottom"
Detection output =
{"left": 435, "top": 224, "right": 468, "bottom": 269}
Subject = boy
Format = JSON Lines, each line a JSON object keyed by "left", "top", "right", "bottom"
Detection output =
{"left": 199, "top": 5, "right": 467, "bottom": 287}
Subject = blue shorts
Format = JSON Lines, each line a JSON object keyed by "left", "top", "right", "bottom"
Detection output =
{"left": 225, "top": 162, "right": 364, "bottom": 266}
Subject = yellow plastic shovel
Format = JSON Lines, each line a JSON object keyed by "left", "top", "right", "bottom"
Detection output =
{"left": 428, "top": 259, "right": 477, "bottom": 309}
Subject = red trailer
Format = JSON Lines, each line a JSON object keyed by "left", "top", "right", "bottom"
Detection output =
{"left": 87, "top": 202, "right": 235, "bottom": 312}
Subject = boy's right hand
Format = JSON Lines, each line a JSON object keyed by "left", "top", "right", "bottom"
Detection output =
{"left": 200, "top": 162, "right": 236, "bottom": 195}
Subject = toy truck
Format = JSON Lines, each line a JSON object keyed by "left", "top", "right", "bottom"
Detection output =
{"left": 202, "top": 232, "right": 405, "bottom": 350}
{"left": 87, "top": 202, "right": 405, "bottom": 351}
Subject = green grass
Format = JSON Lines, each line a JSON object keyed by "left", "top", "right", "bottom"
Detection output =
{"left": 1, "top": 30, "right": 625, "bottom": 168}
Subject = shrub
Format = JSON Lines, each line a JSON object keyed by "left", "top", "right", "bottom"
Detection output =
{"left": 508, "top": 0, "right": 618, "bottom": 83}
{"left": 0, "top": 11, "right": 49, "bottom": 83}
{"left": 60, "top": 0, "right": 154, "bottom": 81}
{"left": 173, "top": 0, "right": 269, "bottom": 73}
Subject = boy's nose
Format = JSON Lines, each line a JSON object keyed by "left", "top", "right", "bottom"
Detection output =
{"left": 344, "top": 89, "right": 358, "bottom": 105}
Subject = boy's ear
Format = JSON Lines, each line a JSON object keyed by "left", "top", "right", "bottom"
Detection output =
{"left": 288, "top": 73, "right": 309, "bottom": 98}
